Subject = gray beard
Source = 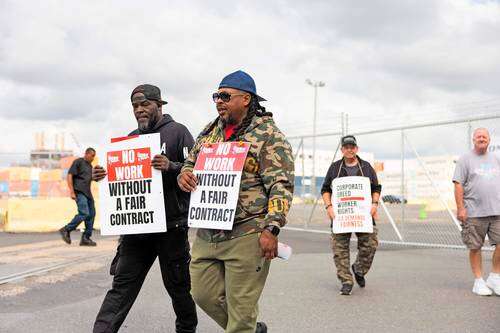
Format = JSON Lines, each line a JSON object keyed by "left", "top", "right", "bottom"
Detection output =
{"left": 138, "top": 118, "right": 156, "bottom": 132}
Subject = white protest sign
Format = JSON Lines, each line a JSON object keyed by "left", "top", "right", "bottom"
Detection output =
{"left": 331, "top": 176, "right": 373, "bottom": 234}
{"left": 188, "top": 142, "right": 250, "bottom": 230}
{"left": 98, "top": 133, "right": 166, "bottom": 235}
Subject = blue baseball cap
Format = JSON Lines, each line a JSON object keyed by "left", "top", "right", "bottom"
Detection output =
{"left": 218, "top": 70, "right": 267, "bottom": 102}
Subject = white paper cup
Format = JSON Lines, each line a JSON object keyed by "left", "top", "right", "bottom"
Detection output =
{"left": 277, "top": 242, "right": 292, "bottom": 260}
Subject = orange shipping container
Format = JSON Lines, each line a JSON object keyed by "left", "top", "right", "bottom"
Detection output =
{"left": 60, "top": 180, "right": 70, "bottom": 196}
{"left": 39, "top": 181, "right": 63, "bottom": 197}
{"left": 374, "top": 162, "right": 384, "bottom": 173}
{"left": 9, "top": 180, "right": 31, "bottom": 192}
{"left": 39, "top": 169, "right": 63, "bottom": 181}
{"left": 0, "top": 170, "right": 9, "bottom": 181}
{"left": 8, "top": 167, "right": 31, "bottom": 181}
{"left": 60, "top": 156, "right": 77, "bottom": 169}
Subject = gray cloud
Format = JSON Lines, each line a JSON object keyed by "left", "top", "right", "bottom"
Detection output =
{"left": 0, "top": 0, "right": 500, "bottom": 157}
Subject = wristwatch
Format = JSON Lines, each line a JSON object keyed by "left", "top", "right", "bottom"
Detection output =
{"left": 264, "top": 225, "right": 280, "bottom": 237}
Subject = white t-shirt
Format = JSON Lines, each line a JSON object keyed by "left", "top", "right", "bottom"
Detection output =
{"left": 452, "top": 151, "right": 500, "bottom": 217}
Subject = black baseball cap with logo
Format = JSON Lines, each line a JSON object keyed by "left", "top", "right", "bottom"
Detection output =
{"left": 131, "top": 84, "right": 168, "bottom": 105}
{"left": 341, "top": 135, "right": 357, "bottom": 146}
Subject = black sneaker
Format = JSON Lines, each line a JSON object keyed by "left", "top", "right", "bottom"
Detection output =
{"left": 80, "top": 235, "right": 97, "bottom": 246}
{"left": 59, "top": 227, "right": 71, "bottom": 244}
{"left": 352, "top": 264, "right": 365, "bottom": 288}
{"left": 255, "top": 322, "right": 268, "bottom": 333}
{"left": 340, "top": 283, "right": 353, "bottom": 295}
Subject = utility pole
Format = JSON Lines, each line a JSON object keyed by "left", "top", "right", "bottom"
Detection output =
{"left": 305, "top": 79, "right": 325, "bottom": 196}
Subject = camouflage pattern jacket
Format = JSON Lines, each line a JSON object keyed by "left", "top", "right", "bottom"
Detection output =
{"left": 181, "top": 114, "right": 295, "bottom": 242}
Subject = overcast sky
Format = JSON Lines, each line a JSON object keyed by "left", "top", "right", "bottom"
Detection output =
{"left": 1, "top": 0, "right": 500, "bottom": 163}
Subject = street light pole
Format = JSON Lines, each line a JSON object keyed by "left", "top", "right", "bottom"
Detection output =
{"left": 305, "top": 79, "right": 325, "bottom": 196}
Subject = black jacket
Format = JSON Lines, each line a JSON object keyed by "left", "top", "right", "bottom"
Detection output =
{"left": 321, "top": 156, "right": 382, "bottom": 195}
{"left": 129, "top": 114, "right": 194, "bottom": 229}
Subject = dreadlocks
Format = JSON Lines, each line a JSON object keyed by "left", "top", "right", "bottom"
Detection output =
{"left": 226, "top": 94, "right": 272, "bottom": 141}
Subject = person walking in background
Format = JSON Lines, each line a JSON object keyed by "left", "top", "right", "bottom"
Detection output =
{"left": 59, "top": 147, "right": 97, "bottom": 246}
{"left": 321, "top": 135, "right": 381, "bottom": 295}
{"left": 453, "top": 127, "right": 500, "bottom": 296}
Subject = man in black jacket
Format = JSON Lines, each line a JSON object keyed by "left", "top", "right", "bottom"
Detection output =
{"left": 321, "top": 135, "right": 381, "bottom": 296}
{"left": 92, "top": 84, "right": 197, "bottom": 333}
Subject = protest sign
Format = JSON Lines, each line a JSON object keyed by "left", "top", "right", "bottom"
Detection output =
{"left": 98, "top": 133, "right": 166, "bottom": 235}
{"left": 188, "top": 142, "right": 250, "bottom": 230}
{"left": 331, "top": 176, "right": 373, "bottom": 234}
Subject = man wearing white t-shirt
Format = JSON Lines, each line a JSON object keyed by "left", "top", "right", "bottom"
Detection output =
{"left": 453, "top": 128, "right": 500, "bottom": 296}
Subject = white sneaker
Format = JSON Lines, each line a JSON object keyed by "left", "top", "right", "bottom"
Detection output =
{"left": 486, "top": 274, "right": 500, "bottom": 295}
{"left": 472, "top": 278, "right": 493, "bottom": 296}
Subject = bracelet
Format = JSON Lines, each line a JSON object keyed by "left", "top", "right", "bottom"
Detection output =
{"left": 325, "top": 204, "right": 332, "bottom": 209}
{"left": 372, "top": 201, "right": 379, "bottom": 205}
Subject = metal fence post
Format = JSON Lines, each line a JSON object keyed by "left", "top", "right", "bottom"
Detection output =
{"left": 305, "top": 138, "right": 342, "bottom": 228}
{"left": 404, "top": 134, "right": 462, "bottom": 231}
{"left": 467, "top": 121, "right": 472, "bottom": 150}
{"left": 380, "top": 200, "right": 404, "bottom": 241}
{"left": 341, "top": 112, "right": 345, "bottom": 136}
{"left": 401, "top": 129, "right": 405, "bottom": 227}
{"left": 345, "top": 113, "right": 349, "bottom": 134}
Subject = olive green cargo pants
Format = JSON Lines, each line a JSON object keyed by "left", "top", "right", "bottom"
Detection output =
{"left": 190, "top": 232, "right": 270, "bottom": 333}
{"left": 331, "top": 227, "right": 378, "bottom": 285}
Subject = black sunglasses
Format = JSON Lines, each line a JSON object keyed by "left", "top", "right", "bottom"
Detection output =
{"left": 212, "top": 92, "right": 246, "bottom": 103}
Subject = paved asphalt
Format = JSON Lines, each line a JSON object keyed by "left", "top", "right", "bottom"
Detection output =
{"left": 0, "top": 229, "right": 499, "bottom": 333}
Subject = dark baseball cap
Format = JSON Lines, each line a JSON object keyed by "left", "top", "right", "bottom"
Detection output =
{"left": 218, "top": 70, "right": 267, "bottom": 102}
{"left": 341, "top": 135, "right": 357, "bottom": 146}
{"left": 131, "top": 84, "right": 168, "bottom": 105}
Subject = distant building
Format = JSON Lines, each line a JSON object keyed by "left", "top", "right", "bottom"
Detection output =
{"left": 30, "top": 132, "right": 74, "bottom": 169}
{"left": 30, "top": 149, "right": 74, "bottom": 169}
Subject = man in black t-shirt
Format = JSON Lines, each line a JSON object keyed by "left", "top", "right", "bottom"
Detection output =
{"left": 59, "top": 147, "right": 97, "bottom": 246}
{"left": 321, "top": 135, "right": 381, "bottom": 295}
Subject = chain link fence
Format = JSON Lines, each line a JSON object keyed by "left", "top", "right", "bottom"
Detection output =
{"left": 288, "top": 114, "right": 500, "bottom": 250}
{"left": 1, "top": 113, "right": 499, "bottom": 246}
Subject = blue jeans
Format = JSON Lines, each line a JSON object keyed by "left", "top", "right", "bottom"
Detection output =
{"left": 65, "top": 193, "right": 95, "bottom": 238}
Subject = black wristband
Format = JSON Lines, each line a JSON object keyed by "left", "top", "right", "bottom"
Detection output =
{"left": 325, "top": 204, "right": 332, "bottom": 209}
{"left": 264, "top": 225, "right": 280, "bottom": 236}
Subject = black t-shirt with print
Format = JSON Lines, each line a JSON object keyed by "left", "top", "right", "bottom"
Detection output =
{"left": 68, "top": 157, "right": 93, "bottom": 199}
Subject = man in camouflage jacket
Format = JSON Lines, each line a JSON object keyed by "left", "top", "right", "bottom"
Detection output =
{"left": 178, "top": 70, "right": 294, "bottom": 333}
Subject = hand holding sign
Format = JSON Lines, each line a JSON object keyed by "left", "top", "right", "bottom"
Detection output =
{"left": 92, "top": 165, "right": 107, "bottom": 181}
{"left": 151, "top": 154, "right": 170, "bottom": 171}
{"left": 178, "top": 171, "right": 198, "bottom": 192}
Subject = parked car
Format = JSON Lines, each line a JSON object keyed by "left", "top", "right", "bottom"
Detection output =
{"left": 382, "top": 194, "right": 407, "bottom": 204}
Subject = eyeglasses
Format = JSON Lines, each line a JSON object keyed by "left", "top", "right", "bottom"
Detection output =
{"left": 212, "top": 92, "right": 246, "bottom": 103}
